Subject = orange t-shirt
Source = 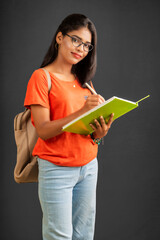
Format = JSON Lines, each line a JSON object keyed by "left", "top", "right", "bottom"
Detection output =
{"left": 24, "top": 68, "right": 98, "bottom": 167}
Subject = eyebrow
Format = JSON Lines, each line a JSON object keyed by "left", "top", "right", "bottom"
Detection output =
{"left": 71, "top": 35, "right": 92, "bottom": 44}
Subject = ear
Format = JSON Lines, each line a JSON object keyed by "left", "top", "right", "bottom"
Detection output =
{"left": 56, "top": 32, "right": 63, "bottom": 44}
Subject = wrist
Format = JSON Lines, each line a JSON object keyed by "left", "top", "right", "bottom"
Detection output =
{"left": 91, "top": 132, "right": 100, "bottom": 140}
{"left": 90, "top": 133, "right": 102, "bottom": 145}
{"left": 79, "top": 106, "right": 88, "bottom": 115}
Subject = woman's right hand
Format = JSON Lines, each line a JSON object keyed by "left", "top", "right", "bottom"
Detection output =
{"left": 82, "top": 94, "right": 105, "bottom": 113}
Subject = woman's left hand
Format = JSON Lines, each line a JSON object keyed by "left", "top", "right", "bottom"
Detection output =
{"left": 90, "top": 113, "right": 114, "bottom": 139}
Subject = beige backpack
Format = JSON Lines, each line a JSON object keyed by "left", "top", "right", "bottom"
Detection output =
{"left": 14, "top": 68, "right": 51, "bottom": 183}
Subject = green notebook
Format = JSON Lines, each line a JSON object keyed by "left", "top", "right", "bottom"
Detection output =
{"left": 62, "top": 95, "right": 149, "bottom": 135}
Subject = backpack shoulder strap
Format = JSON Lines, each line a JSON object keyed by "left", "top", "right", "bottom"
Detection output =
{"left": 41, "top": 68, "right": 51, "bottom": 92}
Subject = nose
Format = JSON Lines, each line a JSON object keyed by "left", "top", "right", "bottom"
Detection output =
{"left": 76, "top": 43, "right": 84, "bottom": 52}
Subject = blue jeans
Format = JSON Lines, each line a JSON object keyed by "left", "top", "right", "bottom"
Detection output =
{"left": 38, "top": 158, "right": 98, "bottom": 240}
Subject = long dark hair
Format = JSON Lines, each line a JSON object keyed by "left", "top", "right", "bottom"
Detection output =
{"left": 40, "top": 13, "right": 97, "bottom": 85}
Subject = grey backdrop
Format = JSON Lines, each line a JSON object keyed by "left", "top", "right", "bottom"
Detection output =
{"left": 1, "top": 0, "right": 160, "bottom": 239}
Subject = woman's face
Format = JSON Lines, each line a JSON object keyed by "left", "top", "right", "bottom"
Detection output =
{"left": 56, "top": 27, "right": 92, "bottom": 65}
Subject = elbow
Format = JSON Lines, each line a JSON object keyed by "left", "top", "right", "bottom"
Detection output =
{"left": 36, "top": 128, "right": 50, "bottom": 141}
{"left": 35, "top": 121, "right": 61, "bottom": 141}
{"left": 35, "top": 122, "right": 51, "bottom": 141}
{"left": 37, "top": 130, "right": 51, "bottom": 141}
{"left": 36, "top": 128, "right": 58, "bottom": 141}
{"left": 37, "top": 132, "right": 48, "bottom": 141}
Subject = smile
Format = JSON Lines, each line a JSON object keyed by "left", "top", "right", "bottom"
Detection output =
{"left": 71, "top": 52, "right": 82, "bottom": 59}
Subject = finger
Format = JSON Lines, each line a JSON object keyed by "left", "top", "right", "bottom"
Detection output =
{"left": 99, "top": 116, "right": 106, "bottom": 128}
{"left": 100, "top": 116, "right": 111, "bottom": 134}
{"left": 99, "top": 95, "right": 105, "bottom": 103}
{"left": 94, "top": 119, "right": 101, "bottom": 128}
{"left": 88, "top": 95, "right": 102, "bottom": 102}
{"left": 85, "top": 97, "right": 99, "bottom": 109}
{"left": 86, "top": 95, "right": 99, "bottom": 104}
{"left": 96, "top": 95, "right": 104, "bottom": 104}
{"left": 89, "top": 123, "right": 96, "bottom": 131}
{"left": 107, "top": 113, "right": 114, "bottom": 128}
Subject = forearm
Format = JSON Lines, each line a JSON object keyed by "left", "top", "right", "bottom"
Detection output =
{"left": 31, "top": 94, "right": 104, "bottom": 141}
{"left": 35, "top": 107, "right": 86, "bottom": 140}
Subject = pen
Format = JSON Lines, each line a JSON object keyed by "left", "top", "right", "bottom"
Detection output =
{"left": 85, "top": 83, "right": 97, "bottom": 95}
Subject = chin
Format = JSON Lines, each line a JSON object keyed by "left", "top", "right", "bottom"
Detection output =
{"left": 69, "top": 58, "right": 82, "bottom": 65}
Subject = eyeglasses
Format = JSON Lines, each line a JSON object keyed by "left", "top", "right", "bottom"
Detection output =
{"left": 66, "top": 34, "right": 94, "bottom": 52}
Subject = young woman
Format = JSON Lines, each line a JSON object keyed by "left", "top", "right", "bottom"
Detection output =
{"left": 24, "top": 13, "right": 114, "bottom": 240}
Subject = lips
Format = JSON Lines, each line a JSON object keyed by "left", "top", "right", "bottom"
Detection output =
{"left": 71, "top": 52, "right": 82, "bottom": 59}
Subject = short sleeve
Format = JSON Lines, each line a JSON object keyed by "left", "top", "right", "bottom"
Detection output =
{"left": 24, "top": 69, "right": 50, "bottom": 109}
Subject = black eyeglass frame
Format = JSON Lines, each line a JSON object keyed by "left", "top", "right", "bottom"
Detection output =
{"left": 65, "top": 34, "right": 94, "bottom": 52}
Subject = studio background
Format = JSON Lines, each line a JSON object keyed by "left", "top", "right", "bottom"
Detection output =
{"left": 1, "top": 0, "right": 160, "bottom": 239}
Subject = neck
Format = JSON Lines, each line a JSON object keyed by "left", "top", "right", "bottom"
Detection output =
{"left": 49, "top": 57, "right": 73, "bottom": 76}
